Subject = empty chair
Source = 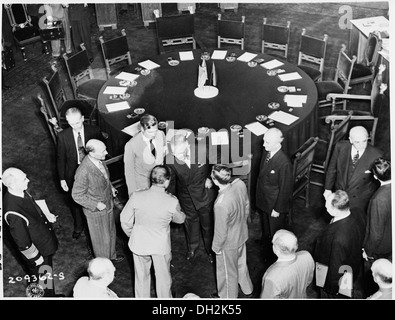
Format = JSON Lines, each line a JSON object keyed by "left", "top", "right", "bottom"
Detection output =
{"left": 104, "top": 154, "right": 126, "bottom": 210}
{"left": 4, "top": 3, "right": 48, "bottom": 61}
{"left": 289, "top": 137, "right": 319, "bottom": 224}
{"left": 315, "top": 45, "right": 356, "bottom": 109}
{"left": 217, "top": 14, "right": 245, "bottom": 50}
{"left": 155, "top": 13, "right": 197, "bottom": 54}
{"left": 36, "top": 94, "right": 63, "bottom": 145}
{"left": 63, "top": 44, "right": 106, "bottom": 102}
{"left": 297, "top": 28, "right": 328, "bottom": 81}
{"left": 261, "top": 18, "right": 291, "bottom": 61}
{"left": 350, "top": 31, "right": 382, "bottom": 87}
{"left": 99, "top": 29, "right": 132, "bottom": 78}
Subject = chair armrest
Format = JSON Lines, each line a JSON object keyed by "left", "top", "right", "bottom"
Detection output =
{"left": 326, "top": 93, "right": 371, "bottom": 101}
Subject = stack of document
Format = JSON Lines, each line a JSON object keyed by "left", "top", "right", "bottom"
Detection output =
{"left": 115, "top": 72, "right": 140, "bottom": 82}
{"left": 138, "top": 60, "right": 161, "bottom": 70}
{"left": 278, "top": 72, "right": 302, "bottom": 82}
{"left": 211, "top": 50, "right": 227, "bottom": 60}
{"left": 268, "top": 110, "right": 299, "bottom": 125}
{"left": 283, "top": 94, "right": 307, "bottom": 107}
{"left": 179, "top": 51, "right": 194, "bottom": 61}
{"left": 103, "top": 86, "right": 127, "bottom": 95}
{"left": 106, "top": 101, "right": 130, "bottom": 112}
{"left": 260, "top": 59, "right": 284, "bottom": 69}
{"left": 237, "top": 52, "right": 257, "bottom": 62}
{"left": 122, "top": 121, "right": 141, "bottom": 137}
{"left": 245, "top": 122, "right": 268, "bottom": 136}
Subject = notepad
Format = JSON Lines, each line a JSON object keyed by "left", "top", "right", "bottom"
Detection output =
{"left": 260, "top": 59, "right": 284, "bottom": 70}
{"left": 115, "top": 72, "right": 140, "bottom": 82}
{"left": 103, "top": 86, "right": 128, "bottom": 95}
{"left": 245, "top": 122, "right": 268, "bottom": 136}
{"left": 237, "top": 52, "right": 257, "bottom": 62}
{"left": 211, "top": 50, "right": 227, "bottom": 60}
{"left": 138, "top": 59, "right": 161, "bottom": 70}
{"left": 284, "top": 94, "right": 307, "bottom": 107}
{"left": 278, "top": 72, "right": 302, "bottom": 82}
{"left": 106, "top": 101, "right": 130, "bottom": 112}
{"left": 211, "top": 131, "right": 229, "bottom": 145}
{"left": 268, "top": 110, "right": 299, "bottom": 125}
{"left": 179, "top": 51, "right": 194, "bottom": 61}
{"left": 122, "top": 121, "right": 141, "bottom": 137}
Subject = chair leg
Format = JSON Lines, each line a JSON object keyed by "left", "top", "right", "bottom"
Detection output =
{"left": 20, "top": 46, "right": 27, "bottom": 61}
{"left": 305, "top": 184, "right": 310, "bottom": 208}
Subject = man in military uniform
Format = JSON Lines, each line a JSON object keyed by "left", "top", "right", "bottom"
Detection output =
{"left": 120, "top": 165, "right": 185, "bottom": 298}
{"left": 3, "top": 167, "right": 59, "bottom": 297}
{"left": 210, "top": 165, "right": 254, "bottom": 299}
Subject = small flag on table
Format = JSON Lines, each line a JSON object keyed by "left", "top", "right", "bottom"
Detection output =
{"left": 198, "top": 59, "right": 208, "bottom": 89}
{"left": 210, "top": 61, "right": 217, "bottom": 87}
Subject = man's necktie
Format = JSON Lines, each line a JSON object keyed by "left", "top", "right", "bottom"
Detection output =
{"left": 150, "top": 139, "right": 156, "bottom": 157}
{"left": 352, "top": 151, "right": 359, "bottom": 167}
{"left": 98, "top": 161, "right": 108, "bottom": 179}
{"left": 265, "top": 151, "right": 271, "bottom": 164}
{"left": 77, "top": 132, "right": 86, "bottom": 163}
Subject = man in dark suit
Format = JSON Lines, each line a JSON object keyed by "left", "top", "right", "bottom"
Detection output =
{"left": 255, "top": 128, "right": 293, "bottom": 240}
{"left": 314, "top": 190, "right": 365, "bottom": 298}
{"left": 57, "top": 107, "right": 102, "bottom": 239}
{"left": 166, "top": 133, "right": 216, "bottom": 263}
{"left": 324, "top": 126, "right": 383, "bottom": 213}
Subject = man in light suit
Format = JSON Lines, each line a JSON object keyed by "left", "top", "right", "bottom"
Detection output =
{"left": 57, "top": 107, "right": 102, "bottom": 239}
{"left": 120, "top": 165, "right": 185, "bottom": 298}
{"left": 255, "top": 128, "right": 293, "bottom": 240}
{"left": 260, "top": 230, "right": 314, "bottom": 299}
{"left": 324, "top": 126, "right": 383, "bottom": 213}
{"left": 72, "top": 139, "right": 124, "bottom": 263}
{"left": 124, "top": 114, "right": 166, "bottom": 197}
{"left": 210, "top": 165, "right": 253, "bottom": 299}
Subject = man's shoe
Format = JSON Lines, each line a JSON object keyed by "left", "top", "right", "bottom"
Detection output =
{"left": 72, "top": 231, "right": 82, "bottom": 240}
{"left": 111, "top": 255, "right": 124, "bottom": 263}
{"left": 207, "top": 254, "right": 214, "bottom": 264}
{"left": 210, "top": 292, "right": 220, "bottom": 298}
{"left": 185, "top": 251, "right": 195, "bottom": 261}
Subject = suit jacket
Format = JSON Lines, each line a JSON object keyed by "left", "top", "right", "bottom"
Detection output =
{"left": 120, "top": 185, "right": 185, "bottom": 255}
{"left": 260, "top": 250, "right": 315, "bottom": 299}
{"left": 212, "top": 179, "right": 250, "bottom": 252}
{"left": 72, "top": 156, "right": 113, "bottom": 214}
{"left": 255, "top": 149, "right": 293, "bottom": 213}
{"left": 363, "top": 183, "right": 392, "bottom": 259}
{"left": 124, "top": 131, "right": 166, "bottom": 196}
{"left": 314, "top": 210, "right": 365, "bottom": 294}
{"left": 57, "top": 125, "right": 102, "bottom": 188}
{"left": 325, "top": 141, "right": 383, "bottom": 211}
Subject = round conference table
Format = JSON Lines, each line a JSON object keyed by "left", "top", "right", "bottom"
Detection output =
{"left": 97, "top": 48, "right": 318, "bottom": 161}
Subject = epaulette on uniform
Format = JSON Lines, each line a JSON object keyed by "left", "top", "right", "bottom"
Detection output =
{"left": 134, "top": 187, "right": 150, "bottom": 193}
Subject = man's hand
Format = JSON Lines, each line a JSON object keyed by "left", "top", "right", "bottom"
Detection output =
{"left": 35, "top": 256, "right": 44, "bottom": 266}
{"left": 96, "top": 202, "right": 106, "bottom": 211}
{"left": 60, "top": 180, "right": 69, "bottom": 192}
{"left": 205, "top": 178, "right": 213, "bottom": 189}
{"left": 271, "top": 209, "right": 280, "bottom": 218}
{"left": 47, "top": 213, "right": 57, "bottom": 223}
{"left": 323, "top": 190, "right": 332, "bottom": 200}
{"left": 112, "top": 187, "right": 118, "bottom": 198}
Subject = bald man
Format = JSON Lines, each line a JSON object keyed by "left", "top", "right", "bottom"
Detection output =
{"left": 256, "top": 128, "right": 293, "bottom": 240}
{"left": 367, "top": 259, "right": 393, "bottom": 300}
{"left": 72, "top": 139, "right": 124, "bottom": 263}
{"left": 324, "top": 126, "right": 383, "bottom": 213}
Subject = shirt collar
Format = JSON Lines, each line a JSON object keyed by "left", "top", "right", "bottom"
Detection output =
{"left": 269, "top": 146, "right": 281, "bottom": 158}
{"left": 351, "top": 145, "right": 365, "bottom": 158}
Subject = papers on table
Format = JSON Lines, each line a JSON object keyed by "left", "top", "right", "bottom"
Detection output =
{"left": 179, "top": 51, "right": 194, "bottom": 61}
{"left": 268, "top": 110, "right": 299, "bottom": 125}
{"left": 138, "top": 59, "right": 161, "bottom": 70}
{"left": 122, "top": 121, "right": 141, "bottom": 137}
{"left": 211, "top": 50, "right": 227, "bottom": 60}
{"left": 278, "top": 72, "right": 302, "bottom": 82}
{"left": 35, "top": 200, "right": 56, "bottom": 223}
{"left": 237, "top": 52, "right": 258, "bottom": 62}
{"left": 211, "top": 131, "right": 229, "bottom": 145}
{"left": 260, "top": 59, "right": 284, "bottom": 70}
{"left": 283, "top": 94, "right": 307, "bottom": 107}
{"left": 166, "top": 128, "right": 193, "bottom": 142}
{"left": 106, "top": 101, "right": 130, "bottom": 112}
{"left": 103, "top": 86, "right": 128, "bottom": 95}
{"left": 245, "top": 122, "right": 268, "bottom": 136}
{"left": 115, "top": 72, "right": 140, "bottom": 82}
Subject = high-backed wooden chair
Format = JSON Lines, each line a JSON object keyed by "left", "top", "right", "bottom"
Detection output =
{"left": 289, "top": 137, "right": 319, "bottom": 224}
{"left": 104, "top": 154, "right": 126, "bottom": 210}
{"left": 217, "top": 14, "right": 245, "bottom": 50}
{"left": 261, "top": 18, "right": 291, "bottom": 61}
{"left": 297, "top": 28, "right": 328, "bottom": 82}
{"left": 36, "top": 94, "right": 63, "bottom": 145}
{"left": 99, "top": 29, "right": 132, "bottom": 78}
{"left": 155, "top": 13, "right": 197, "bottom": 54}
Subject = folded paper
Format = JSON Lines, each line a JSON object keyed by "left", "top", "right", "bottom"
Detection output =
{"left": 103, "top": 86, "right": 128, "bottom": 95}
{"left": 245, "top": 122, "right": 268, "bottom": 136}
{"left": 211, "top": 50, "right": 227, "bottom": 60}
{"left": 260, "top": 59, "right": 284, "bottom": 70}
{"left": 268, "top": 110, "right": 299, "bottom": 125}
{"left": 278, "top": 72, "right": 302, "bottom": 82}
{"left": 106, "top": 101, "right": 130, "bottom": 112}
{"left": 138, "top": 59, "right": 161, "bottom": 70}
{"left": 115, "top": 72, "right": 140, "bottom": 82}
{"left": 179, "top": 51, "right": 194, "bottom": 61}
{"left": 237, "top": 52, "right": 258, "bottom": 62}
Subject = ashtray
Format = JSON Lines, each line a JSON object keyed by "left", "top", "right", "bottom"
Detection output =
{"left": 268, "top": 102, "right": 280, "bottom": 110}
{"left": 226, "top": 56, "right": 236, "bottom": 62}
{"left": 248, "top": 61, "right": 257, "bottom": 67}
{"left": 119, "top": 80, "right": 131, "bottom": 86}
{"left": 158, "top": 121, "right": 168, "bottom": 129}
{"left": 140, "top": 69, "right": 150, "bottom": 76}
{"left": 277, "top": 86, "right": 288, "bottom": 93}
{"left": 198, "top": 126, "right": 209, "bottom": 135}
{"left": 109, "top": 95, "right": 120, "bottom": 100}
{"left": 168, "top": 59, "right": 180, "bottom": 66}
{"left": 119, "top": 93, "right": 130, "bottom": 100}
{"left": 134, "top": 108, "right": 145, "bottom": 115}
{"left": 256, "top": 115, "right": 268, "bottom": 122}
{"left": 230, "top": 124, "right": 242, "bottom": 132}
{"left": 267, "top": 69, "right": 277, "bottom": 76}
